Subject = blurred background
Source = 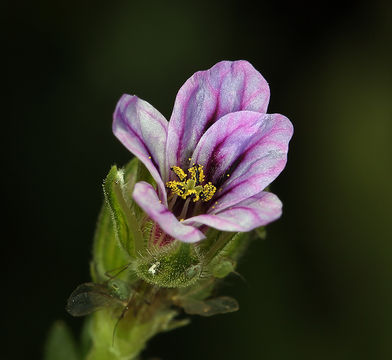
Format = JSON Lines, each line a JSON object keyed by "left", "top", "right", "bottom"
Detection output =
{"left": 4, "top": 0, "right": 392, "bottom": 359}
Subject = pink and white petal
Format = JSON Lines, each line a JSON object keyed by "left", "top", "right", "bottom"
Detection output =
{"left": 113, "top": 94, "right": 169, "bottom": 203}
{"left": 183, "top": 191, "right": 282, "bottom": 232}
{"left": 192, "top": 111, "right": 293, "bottom": 212}
{"left": 166, "top": 60, "right": 270, "bottom": 171}
{"left": 133, "top": 181, "right": 205, "bottom": 243}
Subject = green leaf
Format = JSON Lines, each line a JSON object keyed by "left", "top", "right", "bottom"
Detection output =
{"left": 44, "top": 321, "right": 80, "bottom": 360}
{"left": 177, "top": 278, "right": 215, "bottom": 301}
{"left": 103, "top": 165, "right": 144, "bottom": 258}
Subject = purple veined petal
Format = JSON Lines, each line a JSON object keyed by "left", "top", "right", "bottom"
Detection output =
{"left": 166, "top": 60, "right": 270, "bottom": 172}
{"left": 182, "top": 191, "right": 282, "bottom": 232}
{"left": 113, "top": 94, "right": 169, "bottom": 204}
{"left": 133, "top": 181, "right": 206, "bottom": 243}
{"left": 191, "top": 111, "right": 293, "bottom": 212}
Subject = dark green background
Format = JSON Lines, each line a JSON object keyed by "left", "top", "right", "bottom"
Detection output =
{"left": 4, "top": 1, "right": 392, "bottom": 359}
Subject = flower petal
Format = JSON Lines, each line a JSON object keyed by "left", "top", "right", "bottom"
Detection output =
{"left": 133, "top": 181, "right": 205, "bottom": 243}
{"left": 113, "top": 94, "right": 168, "bottom": 203}
{"left": 192, "top": 111, "right": 293, "bottom": 212}
{"left": 166, "top": 60, "right": 270, "bottom": 171}
{"left": 183, "top": 191, "right": 282, "bottom": 232}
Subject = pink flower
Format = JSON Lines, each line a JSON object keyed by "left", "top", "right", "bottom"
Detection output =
{"left": 113, "top": 60, "right": 293, "bottom": 243}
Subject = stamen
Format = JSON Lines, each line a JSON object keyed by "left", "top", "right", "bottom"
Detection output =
{"left": 165, "top": 164, "right": 217, "bottom": 205}
{"left": 171, "top": 166, "right": 187, "bottom": 181}
{"left": 179, "top": 197, "right": 191, "bottom": 220}
{"left": 168, "top": 194, "right": 178, "bottom": 209}
{"left": 200, "top": 182, "right": 216, "bottom": 202}
{"left": 166, "top": 181, "right": 186, "bottom": 198}
{"left": 188, "top": 164, "right": 205, "bottom": 185}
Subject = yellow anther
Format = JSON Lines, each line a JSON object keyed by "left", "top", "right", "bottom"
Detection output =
{"left": 185, "top": 189, "right": 200, "bottom": 202}
{"left": 171, "top": 166, "right": 187, "bottom": 181}
{"left": 200, "top": 182, "right": 216, "bottom": 202}
{"left": 188, "top": 164, "right": 205, "bottom": 185}
{"left": 166, "top": 180, "right": 186, "bottom": 198}
{"left": 166, "top": 165, "right": 216, "bottom": 203}
{"left": 148, "top": 156, "right": 151, "bottom": 159}
{"left": 227, "top": 174, "right": 230, "bottom": 177}
{"left": 180, "top": 218, "right": 184, "bottom": 222}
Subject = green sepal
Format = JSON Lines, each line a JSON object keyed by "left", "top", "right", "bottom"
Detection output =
{"left": 91, "top": 204, "right": 131, "bottom": 283}
{"left": 92, "top": 158, "right": 156, "bottom": 282}
{"left": 211, "top": 258, "right": 236, "bottom": 278}
{"left": 118, "top": 157, "right": 139, "bottom": 206}
{"left": 121, "top": 157, "right": 155, "bottom": 221}
{"left": 205, "top": 232, "right": 250, "bottom": 278}
{"left": 255, "top": 226, "right": 267, "bottom": 240}
{"left": 44, "top": 321, "right": 80, "bottom": 360}
{"left": 103, "top": 165, "right": 144, "bottom": 258}
{"left": 135, "top": 242, "right": 202, "bottom": 288}
{"left": 217, "top": 231, "right": 250, "bottom": 261}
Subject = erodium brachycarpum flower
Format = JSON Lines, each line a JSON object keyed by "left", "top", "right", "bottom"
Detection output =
{"left": 113, "top": 60, "right": 293, "bottom": 244}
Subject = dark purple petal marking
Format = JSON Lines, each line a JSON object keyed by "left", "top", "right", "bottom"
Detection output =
{"left": 183, "top": 191, "right": 282, "bottom": 231}
{"left": 191, "top": 111, "right": 293, "bottom": 212}
{"left": 113, "top": 94, "right": 169, "bottom": 203}
{"left": 166, "top": 60, "right": 270, "bottom": 171}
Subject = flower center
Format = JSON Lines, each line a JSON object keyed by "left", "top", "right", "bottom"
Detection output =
{"left": 166, "top": 164, "right": 216, "bottom": 203}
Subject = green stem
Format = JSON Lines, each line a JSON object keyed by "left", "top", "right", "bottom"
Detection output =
{"left": 86, "top": 284, "right": 179, "bottom": 360}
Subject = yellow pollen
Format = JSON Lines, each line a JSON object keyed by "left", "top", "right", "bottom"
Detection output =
{"left": 166, "top": 164, "right": 216, "bottom": 203}
{"left": 148, "top": 156, "right": 151, "bottom": 159}
{"left": 180, "top": 218, "right": 184, "bottom": 222}
{"left": 171, "top": 166, "right": 187, "bottom": 181}
{"left": 227, "top": 174, "right": 230, "bottom": 177}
